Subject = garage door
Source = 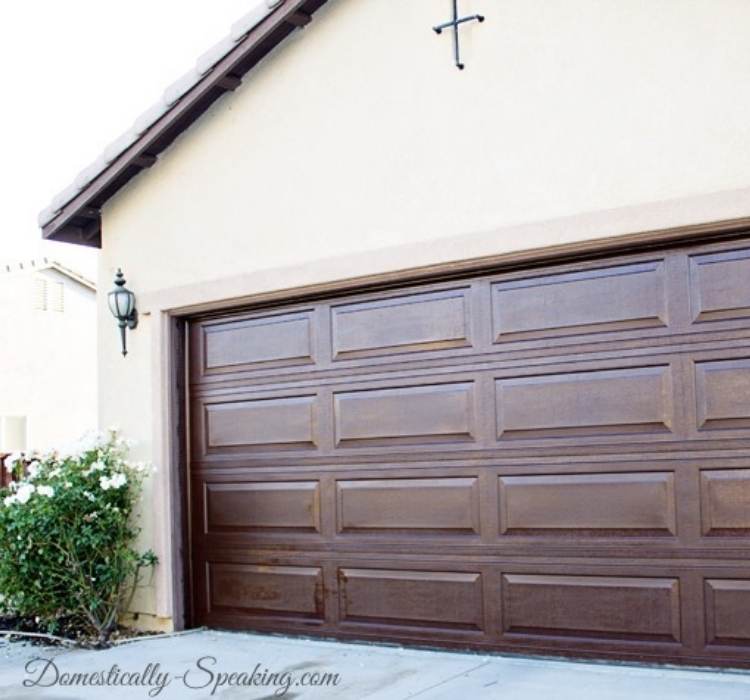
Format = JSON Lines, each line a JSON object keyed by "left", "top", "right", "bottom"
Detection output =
{"left": 187, "top": 237, "right": 750, "bottom": 667}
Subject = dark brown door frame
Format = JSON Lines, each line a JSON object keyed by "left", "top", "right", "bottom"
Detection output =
{"left": 168, "top": 223, "right": 750, "bottom": 632}
{"left": 168, "top": 315, "right": 192, "bottom": 630}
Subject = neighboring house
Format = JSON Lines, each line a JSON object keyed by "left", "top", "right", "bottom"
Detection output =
{"left": 38, "top": 1, "right": 750, "bottom": 668}
{"left": 0, "top": 259, "right": 96, "bottom": 452}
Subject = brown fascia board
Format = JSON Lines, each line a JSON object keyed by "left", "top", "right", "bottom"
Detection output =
{"left": 41, "top": 0, "right": 327, "bottom": 248}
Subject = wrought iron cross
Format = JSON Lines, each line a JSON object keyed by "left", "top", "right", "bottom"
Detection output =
{"left": 433, "top": 0, "right": 485, "bottom": 70}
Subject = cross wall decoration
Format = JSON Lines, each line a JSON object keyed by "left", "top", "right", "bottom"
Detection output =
{"left": 433, "top": 0, "right": 485, "bottom": 70}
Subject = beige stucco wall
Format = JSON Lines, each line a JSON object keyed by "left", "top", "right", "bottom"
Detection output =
{"left": 97, "top": 0, "right": 750, "bottom": 626}
{"left": 0, "top": 267, "right": 97, "bottom": 451}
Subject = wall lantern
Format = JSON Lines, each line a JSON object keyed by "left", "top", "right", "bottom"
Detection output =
{"left": 107, "top": 268, "right": 138, "bottom": 356}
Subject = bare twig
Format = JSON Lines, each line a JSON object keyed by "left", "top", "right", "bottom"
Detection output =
{"left": 0, "top": 630, "right": 79, "bottom": 648}
{"left": 112, "top": 627, "right": 207, "bottom": 646}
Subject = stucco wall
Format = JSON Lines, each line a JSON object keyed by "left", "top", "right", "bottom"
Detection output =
{"left": 97, "top": 0, "right": 750, "bottom": 625}
{"left": 0, "top": 268, "right": 97, "bottom": 451}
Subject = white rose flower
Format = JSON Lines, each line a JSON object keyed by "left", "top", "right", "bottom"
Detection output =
{"left": 3, "top": 495, "right": 17, "bottom": 507}
{"left": 91, "top": 460, "right": 107, "bottom": 472}
{"left": 3, "top": 452, "right": 21, "bottom": 471}
{"left": 37, "top": 485, "right": 54, "bottom": 498}
{"left": 109, "top": 473, "right": 127, "bottom": 489}
{"left": 59, "top": 430, "right": 107, "bottom": 460}
{"left": 15, "top": 484, "right": 35, "bottom": 505}
{"left": 100, "top": 473, "right": 127, "bottom": 490}
{"left": 27, "top": 461, "right": 41, "bottom": 480}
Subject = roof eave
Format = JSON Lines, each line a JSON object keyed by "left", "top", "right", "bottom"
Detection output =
{"left": 45, "top": 262, "right": 97, "bottom": 291}
{"left": 41, "top": 0, "right": 325, "bottom": 248}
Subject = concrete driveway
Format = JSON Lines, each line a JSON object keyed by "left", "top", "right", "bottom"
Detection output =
{"left": 0, "top": 630, "right": 748, "bottom": 699}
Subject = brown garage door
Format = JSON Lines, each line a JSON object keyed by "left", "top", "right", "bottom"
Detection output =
{"left": 187, "top": 237, "right": 750, "bottom": 667}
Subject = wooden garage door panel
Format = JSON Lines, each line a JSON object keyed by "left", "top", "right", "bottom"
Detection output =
{"left": 205, "top": 395, "right": 317, "bottom": 450}
{"left": 492, "top": 261, "right": 667, "bottom": 342}
{"left": 689, "top": 248, "right": 750, "bottom": 323}
{"left": 334, "top": 383, "right": 475, "bottom": 447}
{"left": 705, "top": 580, "right": 750, "bottom": 645}
{"left": 498, "top": 472, "right": 676, "bottom": 535}
{"left": 336, "top": 478, "right": 479, "bottom": 534}
{"left": 205, "top": 482, "right": 320, "bottom": 533}
{"left": 202, "top": 311, "right": 313, "bottom": 372}
{"left": 700, "top": 470, "right": 750, "bottom": 536}
{"left": 331, "top": 288, "right": 470, "bottom": 359}
{"left": 695, "top": 359, "right": 750, "bottom": 432}
{"left": 502, "top": 574, "right": 681, "bottom": 642}
{"left": 208, "top": 563, "right": 323, "bottom": 619}
{"left": 495, "top": 366, "right": 673, "bottom": 440}
{"left": 340, "top": 569, "right": 483, "bottom": 631}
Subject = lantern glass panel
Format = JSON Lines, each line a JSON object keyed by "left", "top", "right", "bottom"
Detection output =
{"left": 108, "top": 289, "right": 134, "bottom": 320}
{"left": 107, "top": 291, "right": 119, "bottom": 319}
{"left": 120, "top": 290, "right": 135, "bottom": 318}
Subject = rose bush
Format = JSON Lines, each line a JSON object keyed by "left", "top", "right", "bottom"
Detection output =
{"left": 0, "top": 429, "right": 156, "bottom": 645}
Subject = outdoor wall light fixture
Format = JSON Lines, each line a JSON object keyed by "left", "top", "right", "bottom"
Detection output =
{"left": 107, "top": 268, "right": 138, "bottom": 356}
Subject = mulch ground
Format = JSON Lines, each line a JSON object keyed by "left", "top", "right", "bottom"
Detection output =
{"left": 0, "top": 614, "right": 158, "bottom": 647}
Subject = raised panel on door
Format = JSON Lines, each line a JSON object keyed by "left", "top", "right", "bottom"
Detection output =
{"left": 334, "top": 382, "right": 475, "bottom": 448}
{"left": 203, "top": 394, "right": 318, "bottom": 452}
{"left": 331, "top": 287, "right": 471, "bottom": 360}
{"left": 498, "top": 472, "right": 676, "bottom": 536}
{"left": 495, "top": 365, "right": 674, "bottom": 441}
{"left": 705, "top": 580, "right": 750, "bottom": 646}
{"left": 198, "top": 310, "right": 314, "bottom": 376}
{"left": 492, "top": 260, "right": 668, "bottom": 343}
{"left": 700, "top": 469, "right": 750, "bottom": 536}
{"left": 695, "top": 358, "right": 750, "bottom": 433}
{"left": 339, "top": 568, "right": 484, "bottom": 632}
{"left": 689, "top": 248, "right": 750, "bottom": 324}
{"left": 336, "top": 477, "right": 480, "bottom": 535}
{"left": 206, "top": 563, "right": 324, "bottom": 621}
{"left": 203, "top": 481, "right": 321, "bottom": 534}
{"left": 502, "top": 574, "right": 681, "bottom": 643}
